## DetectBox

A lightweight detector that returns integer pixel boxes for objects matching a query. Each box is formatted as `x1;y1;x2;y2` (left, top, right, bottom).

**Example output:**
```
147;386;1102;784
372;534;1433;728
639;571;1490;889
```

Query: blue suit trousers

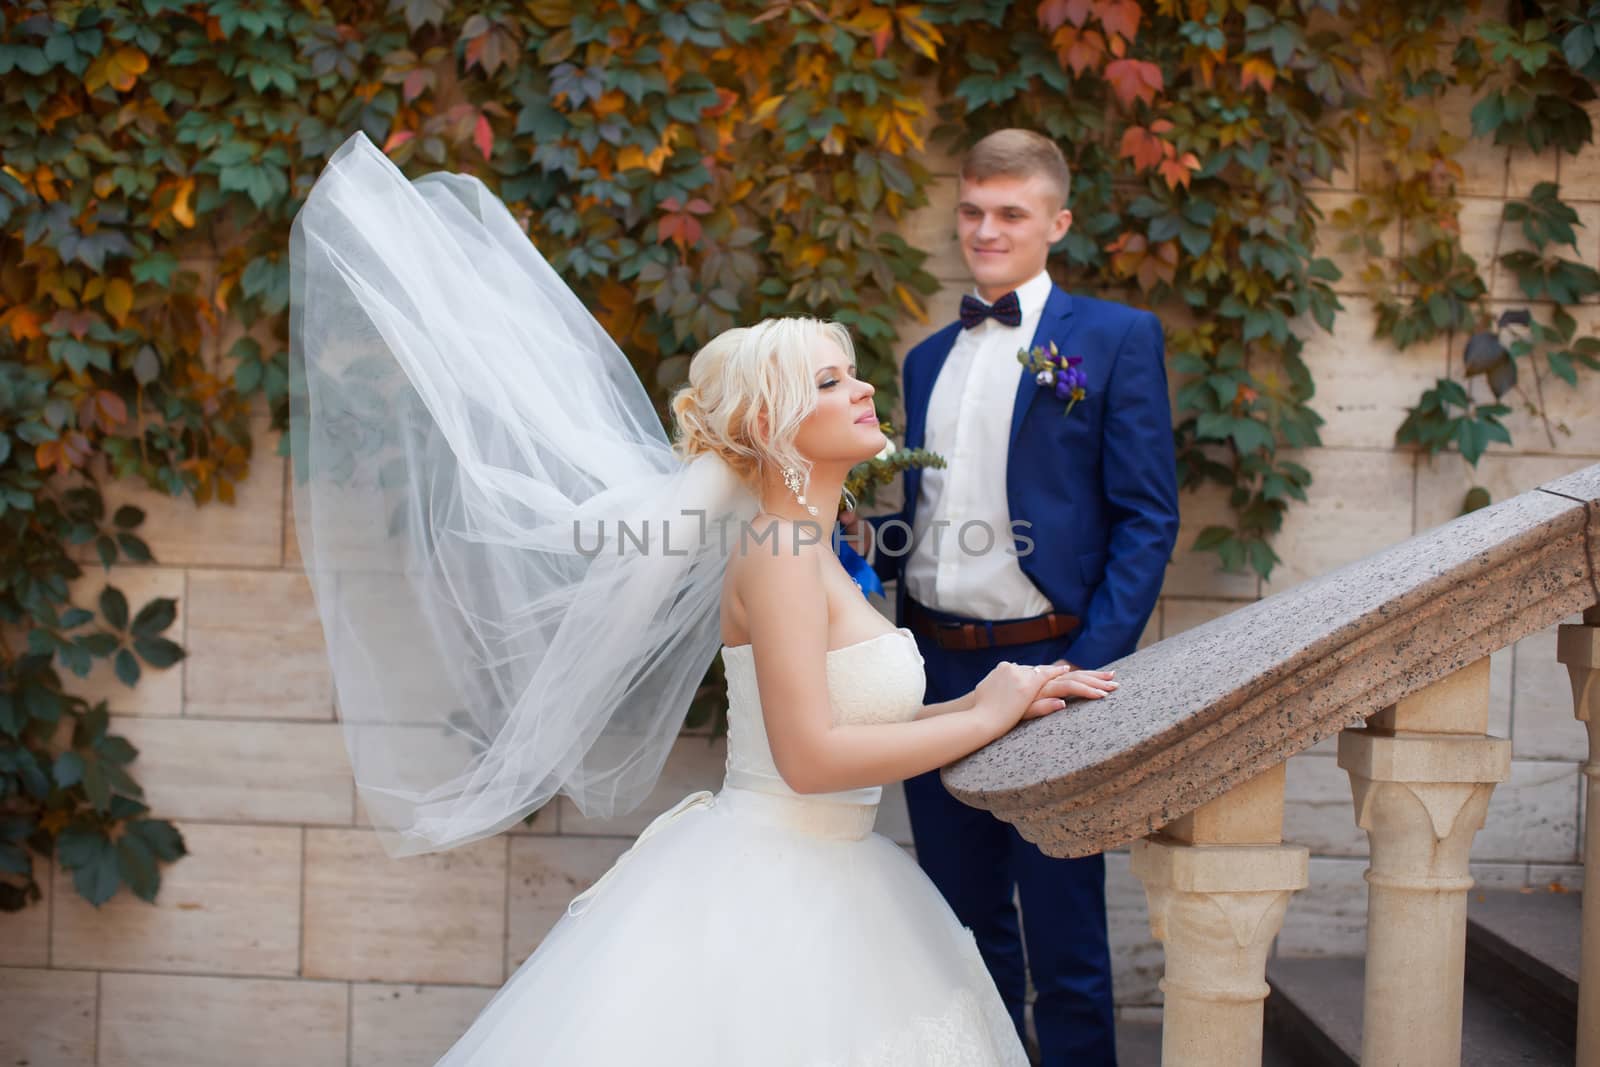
904;602;1118;1067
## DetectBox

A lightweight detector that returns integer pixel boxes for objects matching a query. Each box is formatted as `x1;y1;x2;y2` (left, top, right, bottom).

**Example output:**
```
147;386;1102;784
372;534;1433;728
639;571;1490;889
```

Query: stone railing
944;464;1600;1067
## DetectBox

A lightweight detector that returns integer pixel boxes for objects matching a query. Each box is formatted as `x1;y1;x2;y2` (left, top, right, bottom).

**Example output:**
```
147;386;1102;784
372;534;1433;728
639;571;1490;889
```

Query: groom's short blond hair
961;130;1072;209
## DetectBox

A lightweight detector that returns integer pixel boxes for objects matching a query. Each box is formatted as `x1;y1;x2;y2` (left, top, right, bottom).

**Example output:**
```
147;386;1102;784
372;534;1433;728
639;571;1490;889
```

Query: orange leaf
1240;57;1276;93
1157;151;1201;190
35;432;90;476
1104;58;1163;108
0;306;41;342
1053;26;1106;77
84;47;149;94
172;177;196;228
35;440;61;474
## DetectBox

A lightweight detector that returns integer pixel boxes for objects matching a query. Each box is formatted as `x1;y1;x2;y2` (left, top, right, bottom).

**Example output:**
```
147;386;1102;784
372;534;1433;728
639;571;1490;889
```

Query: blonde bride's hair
670;317;854;488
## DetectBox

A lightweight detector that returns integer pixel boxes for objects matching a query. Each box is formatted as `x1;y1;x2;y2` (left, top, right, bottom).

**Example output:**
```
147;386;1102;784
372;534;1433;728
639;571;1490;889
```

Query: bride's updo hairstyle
670;317;854;488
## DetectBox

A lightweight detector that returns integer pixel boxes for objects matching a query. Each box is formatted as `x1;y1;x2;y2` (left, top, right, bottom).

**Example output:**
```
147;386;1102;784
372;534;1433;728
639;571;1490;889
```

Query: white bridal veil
288;132;756;855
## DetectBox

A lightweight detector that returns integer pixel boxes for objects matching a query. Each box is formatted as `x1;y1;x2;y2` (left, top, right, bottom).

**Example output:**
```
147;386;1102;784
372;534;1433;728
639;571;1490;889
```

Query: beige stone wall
4;113;1600;1060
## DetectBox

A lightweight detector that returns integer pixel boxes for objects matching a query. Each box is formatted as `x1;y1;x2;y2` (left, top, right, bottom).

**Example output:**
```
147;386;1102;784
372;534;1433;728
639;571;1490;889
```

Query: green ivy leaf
113;649;141;687
130;597;177;637
100;586;129;630
133;636;184;669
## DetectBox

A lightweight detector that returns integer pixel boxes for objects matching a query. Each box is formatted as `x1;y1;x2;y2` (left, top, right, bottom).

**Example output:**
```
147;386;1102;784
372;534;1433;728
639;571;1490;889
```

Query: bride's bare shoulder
726;515;827;589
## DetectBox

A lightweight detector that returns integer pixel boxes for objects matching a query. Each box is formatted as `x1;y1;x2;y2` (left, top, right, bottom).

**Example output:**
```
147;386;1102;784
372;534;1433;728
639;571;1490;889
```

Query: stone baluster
1559;604;1600;1065
1131;763;1309;1067
1336;657;1511;1067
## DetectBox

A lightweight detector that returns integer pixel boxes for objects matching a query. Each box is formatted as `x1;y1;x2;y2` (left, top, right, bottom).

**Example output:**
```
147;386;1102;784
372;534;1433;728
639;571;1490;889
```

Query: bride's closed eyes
817;364;858;389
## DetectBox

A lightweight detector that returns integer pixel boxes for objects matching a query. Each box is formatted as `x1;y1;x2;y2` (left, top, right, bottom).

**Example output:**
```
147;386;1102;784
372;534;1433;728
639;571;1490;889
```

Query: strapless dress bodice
718;627;926;813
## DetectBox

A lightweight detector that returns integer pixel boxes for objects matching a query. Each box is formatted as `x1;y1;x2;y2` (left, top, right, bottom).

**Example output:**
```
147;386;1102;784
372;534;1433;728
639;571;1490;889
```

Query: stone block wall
4;113;1600;1060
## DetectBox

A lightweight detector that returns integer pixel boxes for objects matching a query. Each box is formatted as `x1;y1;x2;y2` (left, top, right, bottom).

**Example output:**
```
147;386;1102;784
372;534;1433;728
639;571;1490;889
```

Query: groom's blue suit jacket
872;285;1180;669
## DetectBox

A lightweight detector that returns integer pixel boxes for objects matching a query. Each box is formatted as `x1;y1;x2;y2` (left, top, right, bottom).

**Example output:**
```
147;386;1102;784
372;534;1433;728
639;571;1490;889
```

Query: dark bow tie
958;290;1022;330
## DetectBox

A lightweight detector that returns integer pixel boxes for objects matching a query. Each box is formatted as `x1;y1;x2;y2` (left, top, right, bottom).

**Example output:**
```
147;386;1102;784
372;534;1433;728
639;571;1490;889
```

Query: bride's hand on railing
973;662;1075;740
1025;665;1118;717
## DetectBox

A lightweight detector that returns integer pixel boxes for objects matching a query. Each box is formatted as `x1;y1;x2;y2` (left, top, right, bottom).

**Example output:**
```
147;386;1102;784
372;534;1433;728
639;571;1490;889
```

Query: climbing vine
2;0;1598;908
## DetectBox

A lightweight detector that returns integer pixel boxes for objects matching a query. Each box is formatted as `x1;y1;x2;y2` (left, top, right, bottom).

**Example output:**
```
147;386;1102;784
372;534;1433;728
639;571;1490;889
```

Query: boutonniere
1017;341;1087;417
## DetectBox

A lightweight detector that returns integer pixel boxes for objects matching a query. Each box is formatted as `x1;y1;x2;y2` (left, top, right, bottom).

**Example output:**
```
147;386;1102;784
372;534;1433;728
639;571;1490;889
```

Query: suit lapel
1007;285;1074;455
902;323;961;525
905;324;961;452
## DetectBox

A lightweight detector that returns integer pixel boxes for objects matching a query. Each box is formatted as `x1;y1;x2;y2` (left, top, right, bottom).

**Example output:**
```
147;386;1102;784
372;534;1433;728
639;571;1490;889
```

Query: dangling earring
841;486;858;514
782;466;820;517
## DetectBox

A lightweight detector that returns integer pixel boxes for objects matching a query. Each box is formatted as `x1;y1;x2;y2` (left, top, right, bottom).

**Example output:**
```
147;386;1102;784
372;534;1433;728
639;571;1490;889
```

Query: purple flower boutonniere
1017;341;1088;417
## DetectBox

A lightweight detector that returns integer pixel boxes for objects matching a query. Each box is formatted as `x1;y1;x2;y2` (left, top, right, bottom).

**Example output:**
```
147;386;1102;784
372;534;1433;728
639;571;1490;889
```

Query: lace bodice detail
719;628;926;801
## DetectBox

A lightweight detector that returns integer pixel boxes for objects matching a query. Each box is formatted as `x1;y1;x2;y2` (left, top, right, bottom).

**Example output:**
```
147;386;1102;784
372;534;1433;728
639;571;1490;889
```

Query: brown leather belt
904;597;1079;652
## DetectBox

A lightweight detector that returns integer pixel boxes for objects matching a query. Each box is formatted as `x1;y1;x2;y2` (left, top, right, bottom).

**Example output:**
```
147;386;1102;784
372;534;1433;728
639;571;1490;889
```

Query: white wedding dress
434;626;1028;1065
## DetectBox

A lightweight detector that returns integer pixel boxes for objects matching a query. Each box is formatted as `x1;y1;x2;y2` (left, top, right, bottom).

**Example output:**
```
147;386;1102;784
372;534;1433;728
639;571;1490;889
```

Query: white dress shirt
905;270;1054;620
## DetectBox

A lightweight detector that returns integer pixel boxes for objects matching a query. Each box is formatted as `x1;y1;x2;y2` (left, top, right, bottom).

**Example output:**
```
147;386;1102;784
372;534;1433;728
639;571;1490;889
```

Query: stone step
1264;955;1569;1066
1466;888;1580;1049
1114;1018;1300;1067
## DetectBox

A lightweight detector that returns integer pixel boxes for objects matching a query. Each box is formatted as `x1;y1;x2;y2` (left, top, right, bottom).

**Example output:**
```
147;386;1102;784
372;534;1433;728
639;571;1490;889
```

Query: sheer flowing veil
288;132;756;856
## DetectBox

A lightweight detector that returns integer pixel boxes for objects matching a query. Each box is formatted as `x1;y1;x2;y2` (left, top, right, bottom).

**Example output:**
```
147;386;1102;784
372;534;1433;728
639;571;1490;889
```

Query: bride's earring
841;486;858;514
782;466;820;517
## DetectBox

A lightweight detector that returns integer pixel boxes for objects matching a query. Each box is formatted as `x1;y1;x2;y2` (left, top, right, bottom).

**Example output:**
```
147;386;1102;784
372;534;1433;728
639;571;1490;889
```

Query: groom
844;129;1179;1065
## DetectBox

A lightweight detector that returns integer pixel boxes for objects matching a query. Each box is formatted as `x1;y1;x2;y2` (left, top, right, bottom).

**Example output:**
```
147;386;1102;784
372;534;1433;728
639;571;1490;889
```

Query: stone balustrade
945;465;1600;1066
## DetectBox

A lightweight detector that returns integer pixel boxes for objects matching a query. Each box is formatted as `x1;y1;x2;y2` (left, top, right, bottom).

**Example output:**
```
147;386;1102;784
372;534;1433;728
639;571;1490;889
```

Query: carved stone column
1131;764;1309;1067
1559;604;1600;1066
1337;657;1511;1067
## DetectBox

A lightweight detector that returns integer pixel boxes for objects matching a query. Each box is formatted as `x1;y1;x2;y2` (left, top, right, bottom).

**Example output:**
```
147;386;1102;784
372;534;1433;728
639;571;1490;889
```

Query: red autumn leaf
685;198;713;215
403;68;429;103
1037;0;1072;31
80;390;128;433
1144;239;1179;289
1053;25;1106;77
872;20;892;57
1117;126;1167;170
474;114;494;160
383;129;415;154
49;308;95;340
1104;58;1163;108
706;87;739;118
1094;0;1140;41
1063;0;1093;27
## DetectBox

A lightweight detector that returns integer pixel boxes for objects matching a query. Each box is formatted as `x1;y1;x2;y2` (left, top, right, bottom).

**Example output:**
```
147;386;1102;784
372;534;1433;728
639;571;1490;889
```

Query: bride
289;132;1117;1065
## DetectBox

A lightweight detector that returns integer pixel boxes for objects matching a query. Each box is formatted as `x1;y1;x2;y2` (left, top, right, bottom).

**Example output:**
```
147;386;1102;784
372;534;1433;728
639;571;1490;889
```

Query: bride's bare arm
913;693;975;720
738;534;1067;795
